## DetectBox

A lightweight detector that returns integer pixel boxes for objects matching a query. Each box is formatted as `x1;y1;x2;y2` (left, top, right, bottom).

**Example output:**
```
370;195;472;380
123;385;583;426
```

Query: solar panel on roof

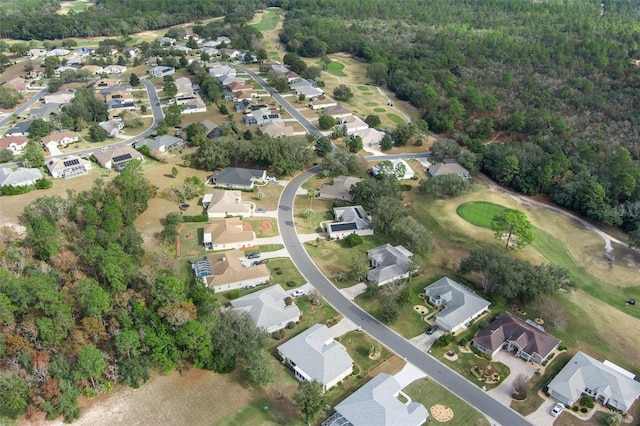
63;158;80;167
112;153;133;163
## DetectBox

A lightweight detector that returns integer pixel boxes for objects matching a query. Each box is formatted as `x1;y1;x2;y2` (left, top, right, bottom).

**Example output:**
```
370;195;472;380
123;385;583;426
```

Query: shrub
182;214;209;222
572;406;579;412
535;371;541;376
415;139;424;147
477;320;489;329
433;333;455;347
542;360;548;366
287;321;296;329
226;289;241;300
399;184;412;191
580;395;595;408
345;233;363;247
459;338;468;346
558;345;567;351
580;407;588;413
272;330;284;340
286;281;296;287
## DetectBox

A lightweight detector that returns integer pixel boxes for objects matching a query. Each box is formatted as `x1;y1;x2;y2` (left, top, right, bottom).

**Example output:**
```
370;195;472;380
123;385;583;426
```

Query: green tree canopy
491;208;534;250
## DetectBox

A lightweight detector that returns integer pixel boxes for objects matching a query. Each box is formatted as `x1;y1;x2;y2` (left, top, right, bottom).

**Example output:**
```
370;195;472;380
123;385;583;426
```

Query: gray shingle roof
210;167;266;187
136;135;183;151
0;167;42;186
331;374;429;426
230;284;301;332
548;351;640;412
278;324;353;389
367;244;413;284
424;277;490;331
428;162;470;178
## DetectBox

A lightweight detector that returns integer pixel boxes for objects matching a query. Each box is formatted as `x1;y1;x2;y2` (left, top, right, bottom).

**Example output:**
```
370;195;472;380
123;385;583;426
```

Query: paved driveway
409;328;444;352
329;317;359;338
526;397;558;426
488;351;537;406
339;283;367;301
394;362;427;388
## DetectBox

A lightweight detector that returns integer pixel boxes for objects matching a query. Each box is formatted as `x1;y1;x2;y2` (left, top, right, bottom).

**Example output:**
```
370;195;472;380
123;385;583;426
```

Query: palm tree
307;189;317;208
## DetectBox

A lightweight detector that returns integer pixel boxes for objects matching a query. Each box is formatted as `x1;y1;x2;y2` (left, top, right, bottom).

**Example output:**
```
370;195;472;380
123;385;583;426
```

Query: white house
0;167;43;187
322;374;429;426
277;324;353;392
340;115;369;134
192;249;271;293
103;65;127;74
148;66;175;78
326;205;373;240
230;284;301;332
204;190;254;218
0;136;29;155
548;351;640;413
367;244;414;286
424;277;490;332
41;131;79;149
92;146;143;170
202;218;256;251
46;156;92;179
319;176;362;202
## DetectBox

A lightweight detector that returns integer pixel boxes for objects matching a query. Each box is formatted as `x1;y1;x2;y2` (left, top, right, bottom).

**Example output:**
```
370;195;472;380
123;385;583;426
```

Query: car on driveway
291;289;306;298
550;403;564;417
256;207;266;213
426;325;438;335
247;253;260;259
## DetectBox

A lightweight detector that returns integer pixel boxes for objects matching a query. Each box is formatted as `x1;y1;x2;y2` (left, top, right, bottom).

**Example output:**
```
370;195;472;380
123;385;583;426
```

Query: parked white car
550;403;564;417
291;289;306;298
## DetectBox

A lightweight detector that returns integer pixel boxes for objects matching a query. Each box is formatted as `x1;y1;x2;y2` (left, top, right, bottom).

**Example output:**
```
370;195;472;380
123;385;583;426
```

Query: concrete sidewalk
394;362;428;388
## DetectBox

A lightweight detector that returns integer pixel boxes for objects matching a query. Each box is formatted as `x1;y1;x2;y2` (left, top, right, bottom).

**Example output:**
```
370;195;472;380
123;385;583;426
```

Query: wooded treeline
279;0;640;231
0;163;270;421
0;0;262;40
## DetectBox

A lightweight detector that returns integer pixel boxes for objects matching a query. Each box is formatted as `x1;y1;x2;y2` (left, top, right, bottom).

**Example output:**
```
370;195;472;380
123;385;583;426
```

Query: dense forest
0;163;271;422
0;0;263;40
279;0;640;231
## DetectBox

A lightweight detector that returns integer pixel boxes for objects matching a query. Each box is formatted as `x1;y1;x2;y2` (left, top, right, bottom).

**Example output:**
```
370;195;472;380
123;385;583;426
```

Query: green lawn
456;201;507;228
356;86;370;91
404;379;491;426
430;345;510;391
245;244;284;255
251;9;280;32
214;396;302;426
374;107;386;112
267;258;306;287
364;101;378;106
316;61;347;77
340;330;392;374
246;218;279;238
386;113;404;124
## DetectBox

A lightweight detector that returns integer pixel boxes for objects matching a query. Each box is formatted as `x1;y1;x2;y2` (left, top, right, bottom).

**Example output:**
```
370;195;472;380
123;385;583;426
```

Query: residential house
271;64;290;74
27;48;47;58
0;135;29;155
157;36;176;46
123;47;140;58
172;45;192;53
192;250;270;292
46;155;92;179
148;66;175;78
74;47;94;56
372;159;415;180
226;81;253;92
547;351;640;413
326;205;373;240
308;95;338;110
41;131;79;149
295;86;324;98
103;65;127;74
472;313;561;364
322;374;429;426
284;71;300;82
80;65;104;75
258;121;294;137
233;100;255;113
102;87;134;103
92;146;143;170
424;277;491;332
134;135;185;153
319;176;362;202
209;65;236;78
352;128;385;148
233;90;257;101
242;107;281;126
54;66;78;76
4;78;28;93
200;46;218;56
289;78;317;91
277;324;354;392
217;75;245;87
29;103;63;120
0;167;42;187
65;55;84;66
44;89;75;104
201;119;219;134
5;121;32;137
46;48;70;57
323;105;352;120
209;167;266;190
99;119;124;137
340;115;369;134
203;190;254;218
202;217;256;251
229;284;299;331
367;244;414;286
107;99;136;118
428;161;472;180
219;48;241;59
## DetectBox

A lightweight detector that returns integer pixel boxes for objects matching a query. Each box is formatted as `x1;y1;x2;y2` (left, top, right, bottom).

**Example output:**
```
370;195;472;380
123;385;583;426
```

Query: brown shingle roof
472;312;560;359
203;249;270;288
203;218;255;245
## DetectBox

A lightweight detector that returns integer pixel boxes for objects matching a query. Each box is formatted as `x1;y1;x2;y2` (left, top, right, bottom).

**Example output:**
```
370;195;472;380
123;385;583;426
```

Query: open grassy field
56;0;90;14
315;61;347;77
267;258;306;287
404;378;490;426
456;201;507;228
250;8;280;32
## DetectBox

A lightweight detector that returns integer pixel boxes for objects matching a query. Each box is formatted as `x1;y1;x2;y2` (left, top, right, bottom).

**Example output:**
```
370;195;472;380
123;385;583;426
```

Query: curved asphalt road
277;168;532;426
0;87;49;128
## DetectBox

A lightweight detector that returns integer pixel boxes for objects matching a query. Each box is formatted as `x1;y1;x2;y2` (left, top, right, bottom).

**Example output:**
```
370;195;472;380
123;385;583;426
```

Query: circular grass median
456;201;507;228
357;85;371;91
364;101;379;106
374;107;386;112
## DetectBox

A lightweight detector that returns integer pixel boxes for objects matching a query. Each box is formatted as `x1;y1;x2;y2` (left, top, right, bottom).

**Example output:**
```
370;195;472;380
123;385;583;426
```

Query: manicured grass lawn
340;330;392;374
511;351;572;416
267;258;306;287
245;244;284;255
178;223;207;260
246;218;279;238
430;345;510;391
456;201;507;228
386;113;404;123
374;107;386;112
404;379;491;426
293;195;334;234
357;85;371;91
215;397;301;426
364;101;378;106
251;9;279;32
316;61;347;77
